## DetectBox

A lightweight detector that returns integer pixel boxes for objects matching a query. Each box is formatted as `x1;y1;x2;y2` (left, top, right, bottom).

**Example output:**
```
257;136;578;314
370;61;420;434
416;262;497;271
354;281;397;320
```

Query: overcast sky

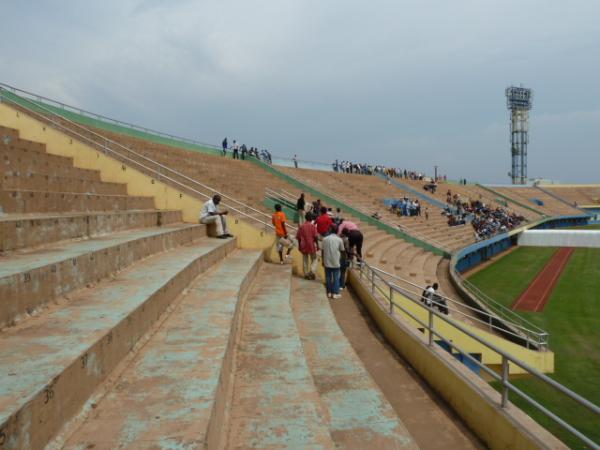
1;1;599;183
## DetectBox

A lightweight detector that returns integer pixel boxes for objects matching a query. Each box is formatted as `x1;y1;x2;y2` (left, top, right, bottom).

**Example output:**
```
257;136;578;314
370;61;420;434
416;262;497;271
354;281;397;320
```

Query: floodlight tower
505;86;533;185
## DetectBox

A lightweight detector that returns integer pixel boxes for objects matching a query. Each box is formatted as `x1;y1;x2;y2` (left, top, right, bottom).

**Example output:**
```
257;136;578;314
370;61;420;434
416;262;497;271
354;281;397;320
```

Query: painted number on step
44;386;54;404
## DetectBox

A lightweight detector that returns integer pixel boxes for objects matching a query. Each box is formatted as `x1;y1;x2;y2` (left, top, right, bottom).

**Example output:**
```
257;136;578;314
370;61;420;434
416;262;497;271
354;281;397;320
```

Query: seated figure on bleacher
200;195;234;239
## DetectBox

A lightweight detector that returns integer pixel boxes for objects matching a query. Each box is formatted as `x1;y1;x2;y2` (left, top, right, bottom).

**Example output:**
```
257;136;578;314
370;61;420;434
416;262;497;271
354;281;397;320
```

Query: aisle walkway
328;286;486;450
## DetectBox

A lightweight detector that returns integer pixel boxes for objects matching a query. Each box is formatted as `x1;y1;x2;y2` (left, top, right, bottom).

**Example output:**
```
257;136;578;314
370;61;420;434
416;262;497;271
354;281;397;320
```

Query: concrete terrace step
2;171;128;195
0;189;155;213
226;264;335;449
0;210;182;252
0;223;206;329
1;147;102;181
60;249;263;449
291;277;418;449
0;236;236;450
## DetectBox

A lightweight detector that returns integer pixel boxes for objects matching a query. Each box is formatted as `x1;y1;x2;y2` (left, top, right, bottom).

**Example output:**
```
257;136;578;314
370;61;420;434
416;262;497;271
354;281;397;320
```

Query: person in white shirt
200;195;233;239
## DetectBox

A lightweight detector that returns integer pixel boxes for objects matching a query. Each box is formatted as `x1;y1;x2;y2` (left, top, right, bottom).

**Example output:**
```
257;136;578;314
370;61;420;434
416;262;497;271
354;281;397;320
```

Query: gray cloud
1;0;599;183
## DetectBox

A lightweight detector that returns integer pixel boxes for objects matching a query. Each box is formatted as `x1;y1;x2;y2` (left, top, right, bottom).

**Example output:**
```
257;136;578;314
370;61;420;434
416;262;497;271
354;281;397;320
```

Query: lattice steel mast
505;86;533;185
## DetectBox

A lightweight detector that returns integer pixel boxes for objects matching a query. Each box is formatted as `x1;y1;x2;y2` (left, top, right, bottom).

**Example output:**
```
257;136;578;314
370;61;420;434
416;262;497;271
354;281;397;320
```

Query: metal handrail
0;88;300;233
368;266;548;348
356;261;599;449
3;88;276;222
0;91;279;232
0;82;222;151
282;170;451;251
454;270;546;337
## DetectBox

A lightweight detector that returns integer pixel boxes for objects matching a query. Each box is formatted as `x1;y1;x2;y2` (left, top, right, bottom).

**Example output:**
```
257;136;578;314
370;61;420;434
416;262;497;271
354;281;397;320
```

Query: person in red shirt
296;212;319;279
272;204;294;264
315;206;333;238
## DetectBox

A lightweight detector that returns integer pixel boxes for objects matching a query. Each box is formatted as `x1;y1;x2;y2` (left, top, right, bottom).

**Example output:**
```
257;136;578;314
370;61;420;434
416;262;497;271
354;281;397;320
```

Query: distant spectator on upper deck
221;138;228;156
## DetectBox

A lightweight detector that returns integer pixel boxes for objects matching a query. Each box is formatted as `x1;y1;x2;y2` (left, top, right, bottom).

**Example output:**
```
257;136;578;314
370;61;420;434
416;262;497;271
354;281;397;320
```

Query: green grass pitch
468;246;600;449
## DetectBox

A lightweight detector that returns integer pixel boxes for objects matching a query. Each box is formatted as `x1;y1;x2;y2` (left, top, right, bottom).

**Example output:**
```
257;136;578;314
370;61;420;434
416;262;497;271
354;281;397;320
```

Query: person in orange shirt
272;204;295;264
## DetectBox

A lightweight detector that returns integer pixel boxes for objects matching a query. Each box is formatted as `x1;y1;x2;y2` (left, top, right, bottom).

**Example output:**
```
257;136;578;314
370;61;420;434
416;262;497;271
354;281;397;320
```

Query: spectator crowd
443;189;525;240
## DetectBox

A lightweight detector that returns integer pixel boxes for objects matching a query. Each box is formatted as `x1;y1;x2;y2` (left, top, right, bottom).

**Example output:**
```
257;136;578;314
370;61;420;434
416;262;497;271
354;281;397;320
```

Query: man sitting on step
200;195;234;239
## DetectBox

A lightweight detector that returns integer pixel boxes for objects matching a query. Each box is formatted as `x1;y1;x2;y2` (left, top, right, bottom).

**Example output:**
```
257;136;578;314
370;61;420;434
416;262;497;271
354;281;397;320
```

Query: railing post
428;308;434;347
371;269;375;294
389;286;393;314
501;356;509;407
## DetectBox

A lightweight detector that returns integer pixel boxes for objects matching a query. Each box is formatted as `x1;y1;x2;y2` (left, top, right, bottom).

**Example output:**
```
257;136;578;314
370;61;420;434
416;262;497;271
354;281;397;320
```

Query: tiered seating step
227;264;336;448
61;250;263;449
291;277;418;449
0;236;236;450
0;189;155;213
0;223;207;328
0;210;182;252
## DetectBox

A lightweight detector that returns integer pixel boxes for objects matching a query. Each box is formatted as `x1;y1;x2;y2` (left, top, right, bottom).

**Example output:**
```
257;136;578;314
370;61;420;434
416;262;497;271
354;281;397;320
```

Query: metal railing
0;88;288;233
356;261;600;449
0;82;223;152
454;271;549;347
275;172;451;252
368;265;548;349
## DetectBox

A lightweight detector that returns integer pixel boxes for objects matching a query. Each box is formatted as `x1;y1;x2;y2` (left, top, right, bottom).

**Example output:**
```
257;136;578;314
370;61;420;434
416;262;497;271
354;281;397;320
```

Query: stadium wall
518;229;600;248
349;270;566;450
454;214;590;274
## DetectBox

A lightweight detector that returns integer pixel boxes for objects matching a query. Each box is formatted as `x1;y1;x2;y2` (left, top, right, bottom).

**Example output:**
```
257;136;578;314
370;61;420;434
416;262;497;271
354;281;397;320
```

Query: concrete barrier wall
518;229;600;248
349;270;567;450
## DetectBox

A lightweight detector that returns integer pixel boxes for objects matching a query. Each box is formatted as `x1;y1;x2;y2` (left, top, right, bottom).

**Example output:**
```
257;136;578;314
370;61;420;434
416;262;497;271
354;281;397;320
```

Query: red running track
512;247;575;313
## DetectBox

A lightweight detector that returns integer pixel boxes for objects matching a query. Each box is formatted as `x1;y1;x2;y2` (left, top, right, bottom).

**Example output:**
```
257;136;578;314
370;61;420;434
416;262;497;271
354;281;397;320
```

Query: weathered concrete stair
0;210;182;252
291;277;419;449
60;249;263;449
226;264;336;448
0;236;236;450
0;223;208;329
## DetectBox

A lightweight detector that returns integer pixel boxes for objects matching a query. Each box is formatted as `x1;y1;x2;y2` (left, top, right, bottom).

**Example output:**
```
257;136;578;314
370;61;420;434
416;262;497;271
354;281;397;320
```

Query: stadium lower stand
1;88;592;449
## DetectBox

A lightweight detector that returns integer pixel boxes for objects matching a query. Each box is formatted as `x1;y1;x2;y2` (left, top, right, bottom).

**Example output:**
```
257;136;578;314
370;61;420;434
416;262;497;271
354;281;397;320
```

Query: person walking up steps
272;204;294;264
200;195;233;239
296;212;319;280
322;225;345;299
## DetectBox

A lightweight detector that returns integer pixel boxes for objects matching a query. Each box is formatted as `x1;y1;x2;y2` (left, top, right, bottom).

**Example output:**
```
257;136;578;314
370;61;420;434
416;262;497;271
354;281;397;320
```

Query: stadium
0;81;598;450
1;3;600;449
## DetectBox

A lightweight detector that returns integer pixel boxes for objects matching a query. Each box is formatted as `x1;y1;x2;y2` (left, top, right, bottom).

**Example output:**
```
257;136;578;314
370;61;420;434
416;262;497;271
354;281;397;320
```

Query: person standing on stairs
272;204;295;264
296;193;306;225
315;206;333;240
296;212;319;280
322;225;345;299
200;195;234;239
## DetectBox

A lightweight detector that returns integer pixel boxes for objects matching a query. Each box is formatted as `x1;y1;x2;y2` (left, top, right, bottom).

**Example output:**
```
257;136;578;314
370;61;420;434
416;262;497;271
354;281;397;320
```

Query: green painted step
0;236;235;450
62;250;263;449
291;277;418;449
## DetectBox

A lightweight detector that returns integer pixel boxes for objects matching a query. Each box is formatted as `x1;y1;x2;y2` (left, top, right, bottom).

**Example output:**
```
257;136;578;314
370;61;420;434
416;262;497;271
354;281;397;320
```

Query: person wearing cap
200;195;233;239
